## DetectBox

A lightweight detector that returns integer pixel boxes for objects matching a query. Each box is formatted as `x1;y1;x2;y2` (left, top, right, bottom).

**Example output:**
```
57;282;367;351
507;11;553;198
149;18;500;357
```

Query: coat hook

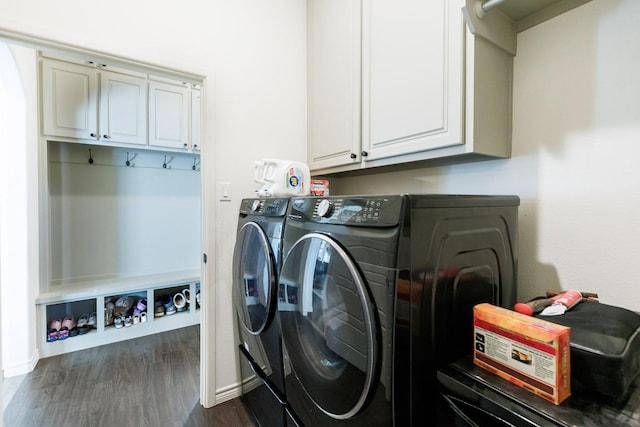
163;155;167;169
126;152;131;167
88;149;94;165
192;157;197;171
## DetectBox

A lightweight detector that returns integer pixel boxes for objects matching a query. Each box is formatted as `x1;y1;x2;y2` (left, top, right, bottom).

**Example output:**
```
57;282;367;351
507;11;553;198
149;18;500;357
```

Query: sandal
47;319;62;342
140;312;148;323
182;288;191;304
88;312;97;329
77;314;90;335
62;315;78;337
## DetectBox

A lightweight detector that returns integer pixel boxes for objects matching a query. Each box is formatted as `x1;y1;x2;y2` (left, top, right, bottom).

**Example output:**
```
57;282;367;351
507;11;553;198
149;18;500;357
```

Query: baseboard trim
2;348;39;378
215;381;243;404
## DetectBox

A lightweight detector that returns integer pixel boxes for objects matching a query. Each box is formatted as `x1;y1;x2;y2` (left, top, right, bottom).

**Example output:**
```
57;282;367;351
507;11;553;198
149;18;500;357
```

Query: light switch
218;182;232;201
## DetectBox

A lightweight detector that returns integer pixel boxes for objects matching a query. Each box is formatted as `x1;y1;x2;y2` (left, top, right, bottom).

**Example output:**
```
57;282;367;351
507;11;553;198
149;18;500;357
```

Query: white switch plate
218;182;232;201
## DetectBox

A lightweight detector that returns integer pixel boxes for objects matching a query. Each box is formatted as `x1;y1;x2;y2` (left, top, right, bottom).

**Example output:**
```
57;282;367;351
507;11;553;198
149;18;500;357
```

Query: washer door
278;233;378;420
233;221;277;335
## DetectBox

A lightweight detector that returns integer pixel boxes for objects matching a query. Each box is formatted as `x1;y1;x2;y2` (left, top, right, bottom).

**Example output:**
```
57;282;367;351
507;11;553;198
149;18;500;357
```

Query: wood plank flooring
3;325;257;427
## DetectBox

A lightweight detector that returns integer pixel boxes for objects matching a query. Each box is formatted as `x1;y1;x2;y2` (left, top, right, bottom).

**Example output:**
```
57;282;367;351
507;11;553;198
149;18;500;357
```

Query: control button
317;199;334;218
250;200;261;212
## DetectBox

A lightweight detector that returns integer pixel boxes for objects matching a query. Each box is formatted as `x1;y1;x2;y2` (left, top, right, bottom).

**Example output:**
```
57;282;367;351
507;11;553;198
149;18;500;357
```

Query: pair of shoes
47;319;62;342
159;294;176;316
154;304;165;318
140;312;148;323
124;316;133;327
114;297;133;316
77;314;89;334
114;315;124;329
133;298;148;316
174;292;187;312
62;315;78;338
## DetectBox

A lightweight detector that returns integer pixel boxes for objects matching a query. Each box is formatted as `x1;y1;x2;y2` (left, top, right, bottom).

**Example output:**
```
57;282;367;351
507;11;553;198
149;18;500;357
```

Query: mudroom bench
36;270;200;357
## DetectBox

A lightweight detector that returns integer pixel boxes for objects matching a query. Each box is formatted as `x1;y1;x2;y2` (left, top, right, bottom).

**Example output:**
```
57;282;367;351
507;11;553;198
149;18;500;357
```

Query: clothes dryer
233;197;290;426
277;194;519;426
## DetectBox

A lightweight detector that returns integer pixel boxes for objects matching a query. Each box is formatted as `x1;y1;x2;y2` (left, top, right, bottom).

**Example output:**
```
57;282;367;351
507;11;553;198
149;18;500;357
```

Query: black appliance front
233;198;289;427
278;194;519;426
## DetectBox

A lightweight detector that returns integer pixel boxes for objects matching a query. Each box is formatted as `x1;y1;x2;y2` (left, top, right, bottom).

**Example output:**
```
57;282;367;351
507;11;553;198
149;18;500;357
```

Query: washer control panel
239;198;288;217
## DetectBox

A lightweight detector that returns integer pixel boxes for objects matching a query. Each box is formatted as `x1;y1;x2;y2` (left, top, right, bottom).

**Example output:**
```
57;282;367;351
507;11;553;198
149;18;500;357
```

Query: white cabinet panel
149;81;190;150
99;71;147;145
362;0;464;161
42;61;98;140
307;0;361;170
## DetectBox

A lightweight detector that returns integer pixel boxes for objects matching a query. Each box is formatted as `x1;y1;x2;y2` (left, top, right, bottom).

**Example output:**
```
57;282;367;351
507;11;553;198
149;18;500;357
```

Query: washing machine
276;194;519;426
233;197;292;427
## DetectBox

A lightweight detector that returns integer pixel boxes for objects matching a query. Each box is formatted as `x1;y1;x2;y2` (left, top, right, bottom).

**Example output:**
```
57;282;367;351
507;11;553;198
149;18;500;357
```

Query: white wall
0;44;39;378
333;0;640;312
0;0;307;404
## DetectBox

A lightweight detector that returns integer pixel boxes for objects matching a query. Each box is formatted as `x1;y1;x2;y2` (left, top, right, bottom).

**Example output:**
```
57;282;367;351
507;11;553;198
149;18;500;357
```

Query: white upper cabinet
308;0;514;175
361;0;464;162
42;60;98;140
148;81;190;150
99;70;147;145
307;0;361;170
41;56;202;153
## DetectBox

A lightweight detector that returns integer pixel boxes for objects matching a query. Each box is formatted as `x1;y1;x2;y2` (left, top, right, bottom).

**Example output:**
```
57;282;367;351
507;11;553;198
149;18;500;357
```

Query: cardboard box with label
473;303;571;405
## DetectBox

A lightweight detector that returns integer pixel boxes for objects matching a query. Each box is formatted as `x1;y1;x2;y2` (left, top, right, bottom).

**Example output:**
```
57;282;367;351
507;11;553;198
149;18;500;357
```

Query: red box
473;303;571;405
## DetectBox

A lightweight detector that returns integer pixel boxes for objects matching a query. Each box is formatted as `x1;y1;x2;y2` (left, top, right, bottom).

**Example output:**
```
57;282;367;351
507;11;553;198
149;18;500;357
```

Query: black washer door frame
233;221;278;336
279;232;379;420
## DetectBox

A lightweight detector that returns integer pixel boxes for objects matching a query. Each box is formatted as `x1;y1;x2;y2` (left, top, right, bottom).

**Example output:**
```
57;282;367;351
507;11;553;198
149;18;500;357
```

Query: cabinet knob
103;134;110;139
193;144;198;148
361;151;369;157
350;153;357;159
183;143;188;148
90;133;96;138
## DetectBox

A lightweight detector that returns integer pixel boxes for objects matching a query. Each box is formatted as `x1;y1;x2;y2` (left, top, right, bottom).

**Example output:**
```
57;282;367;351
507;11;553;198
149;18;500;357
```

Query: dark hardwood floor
3;325;257;427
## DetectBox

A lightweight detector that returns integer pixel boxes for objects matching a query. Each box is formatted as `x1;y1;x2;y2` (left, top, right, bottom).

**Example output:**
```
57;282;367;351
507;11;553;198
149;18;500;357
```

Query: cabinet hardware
125;152;131;167
350;153;357;159
163;155;168;169
361;151;369;157
88;149;94;164
103;134;110;139
90;133;96;138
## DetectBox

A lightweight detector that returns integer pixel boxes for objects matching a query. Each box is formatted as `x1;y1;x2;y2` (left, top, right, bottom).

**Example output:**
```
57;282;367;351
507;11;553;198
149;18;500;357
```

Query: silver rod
482;0;506;12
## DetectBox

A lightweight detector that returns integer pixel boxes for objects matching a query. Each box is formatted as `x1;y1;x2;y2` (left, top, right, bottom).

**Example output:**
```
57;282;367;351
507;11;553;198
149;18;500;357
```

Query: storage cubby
45;298;97;341
37;275;200;357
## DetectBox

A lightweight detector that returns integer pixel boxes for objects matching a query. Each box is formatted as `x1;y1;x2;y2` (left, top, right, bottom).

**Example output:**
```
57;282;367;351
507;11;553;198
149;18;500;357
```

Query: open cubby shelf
37;271;200;358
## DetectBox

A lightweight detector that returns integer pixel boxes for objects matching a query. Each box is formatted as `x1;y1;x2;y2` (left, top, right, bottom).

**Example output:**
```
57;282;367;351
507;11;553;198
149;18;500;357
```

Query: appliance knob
250;200;261;212
317;199;334;218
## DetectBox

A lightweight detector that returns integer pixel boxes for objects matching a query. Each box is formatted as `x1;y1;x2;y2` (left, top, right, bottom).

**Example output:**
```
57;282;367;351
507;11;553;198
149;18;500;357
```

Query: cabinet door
42;60;98;140
361;0;464;161
99;71;147;145
307;0;361;171
148;81;190;149
190;86;201;152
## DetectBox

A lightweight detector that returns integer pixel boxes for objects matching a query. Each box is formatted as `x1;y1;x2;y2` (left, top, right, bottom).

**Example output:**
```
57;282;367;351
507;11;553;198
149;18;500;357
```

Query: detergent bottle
254;159;310;197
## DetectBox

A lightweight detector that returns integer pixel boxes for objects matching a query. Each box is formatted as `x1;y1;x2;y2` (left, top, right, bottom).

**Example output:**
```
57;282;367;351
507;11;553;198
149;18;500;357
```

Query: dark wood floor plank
3;325;257;427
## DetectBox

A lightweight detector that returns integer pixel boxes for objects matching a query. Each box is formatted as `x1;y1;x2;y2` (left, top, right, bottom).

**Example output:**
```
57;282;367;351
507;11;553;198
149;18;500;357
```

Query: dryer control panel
289;195;404;226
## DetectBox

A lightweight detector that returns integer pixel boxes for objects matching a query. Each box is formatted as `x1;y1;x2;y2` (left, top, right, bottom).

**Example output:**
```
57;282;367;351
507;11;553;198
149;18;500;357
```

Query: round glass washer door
278;233;378;420
233;221;277;335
